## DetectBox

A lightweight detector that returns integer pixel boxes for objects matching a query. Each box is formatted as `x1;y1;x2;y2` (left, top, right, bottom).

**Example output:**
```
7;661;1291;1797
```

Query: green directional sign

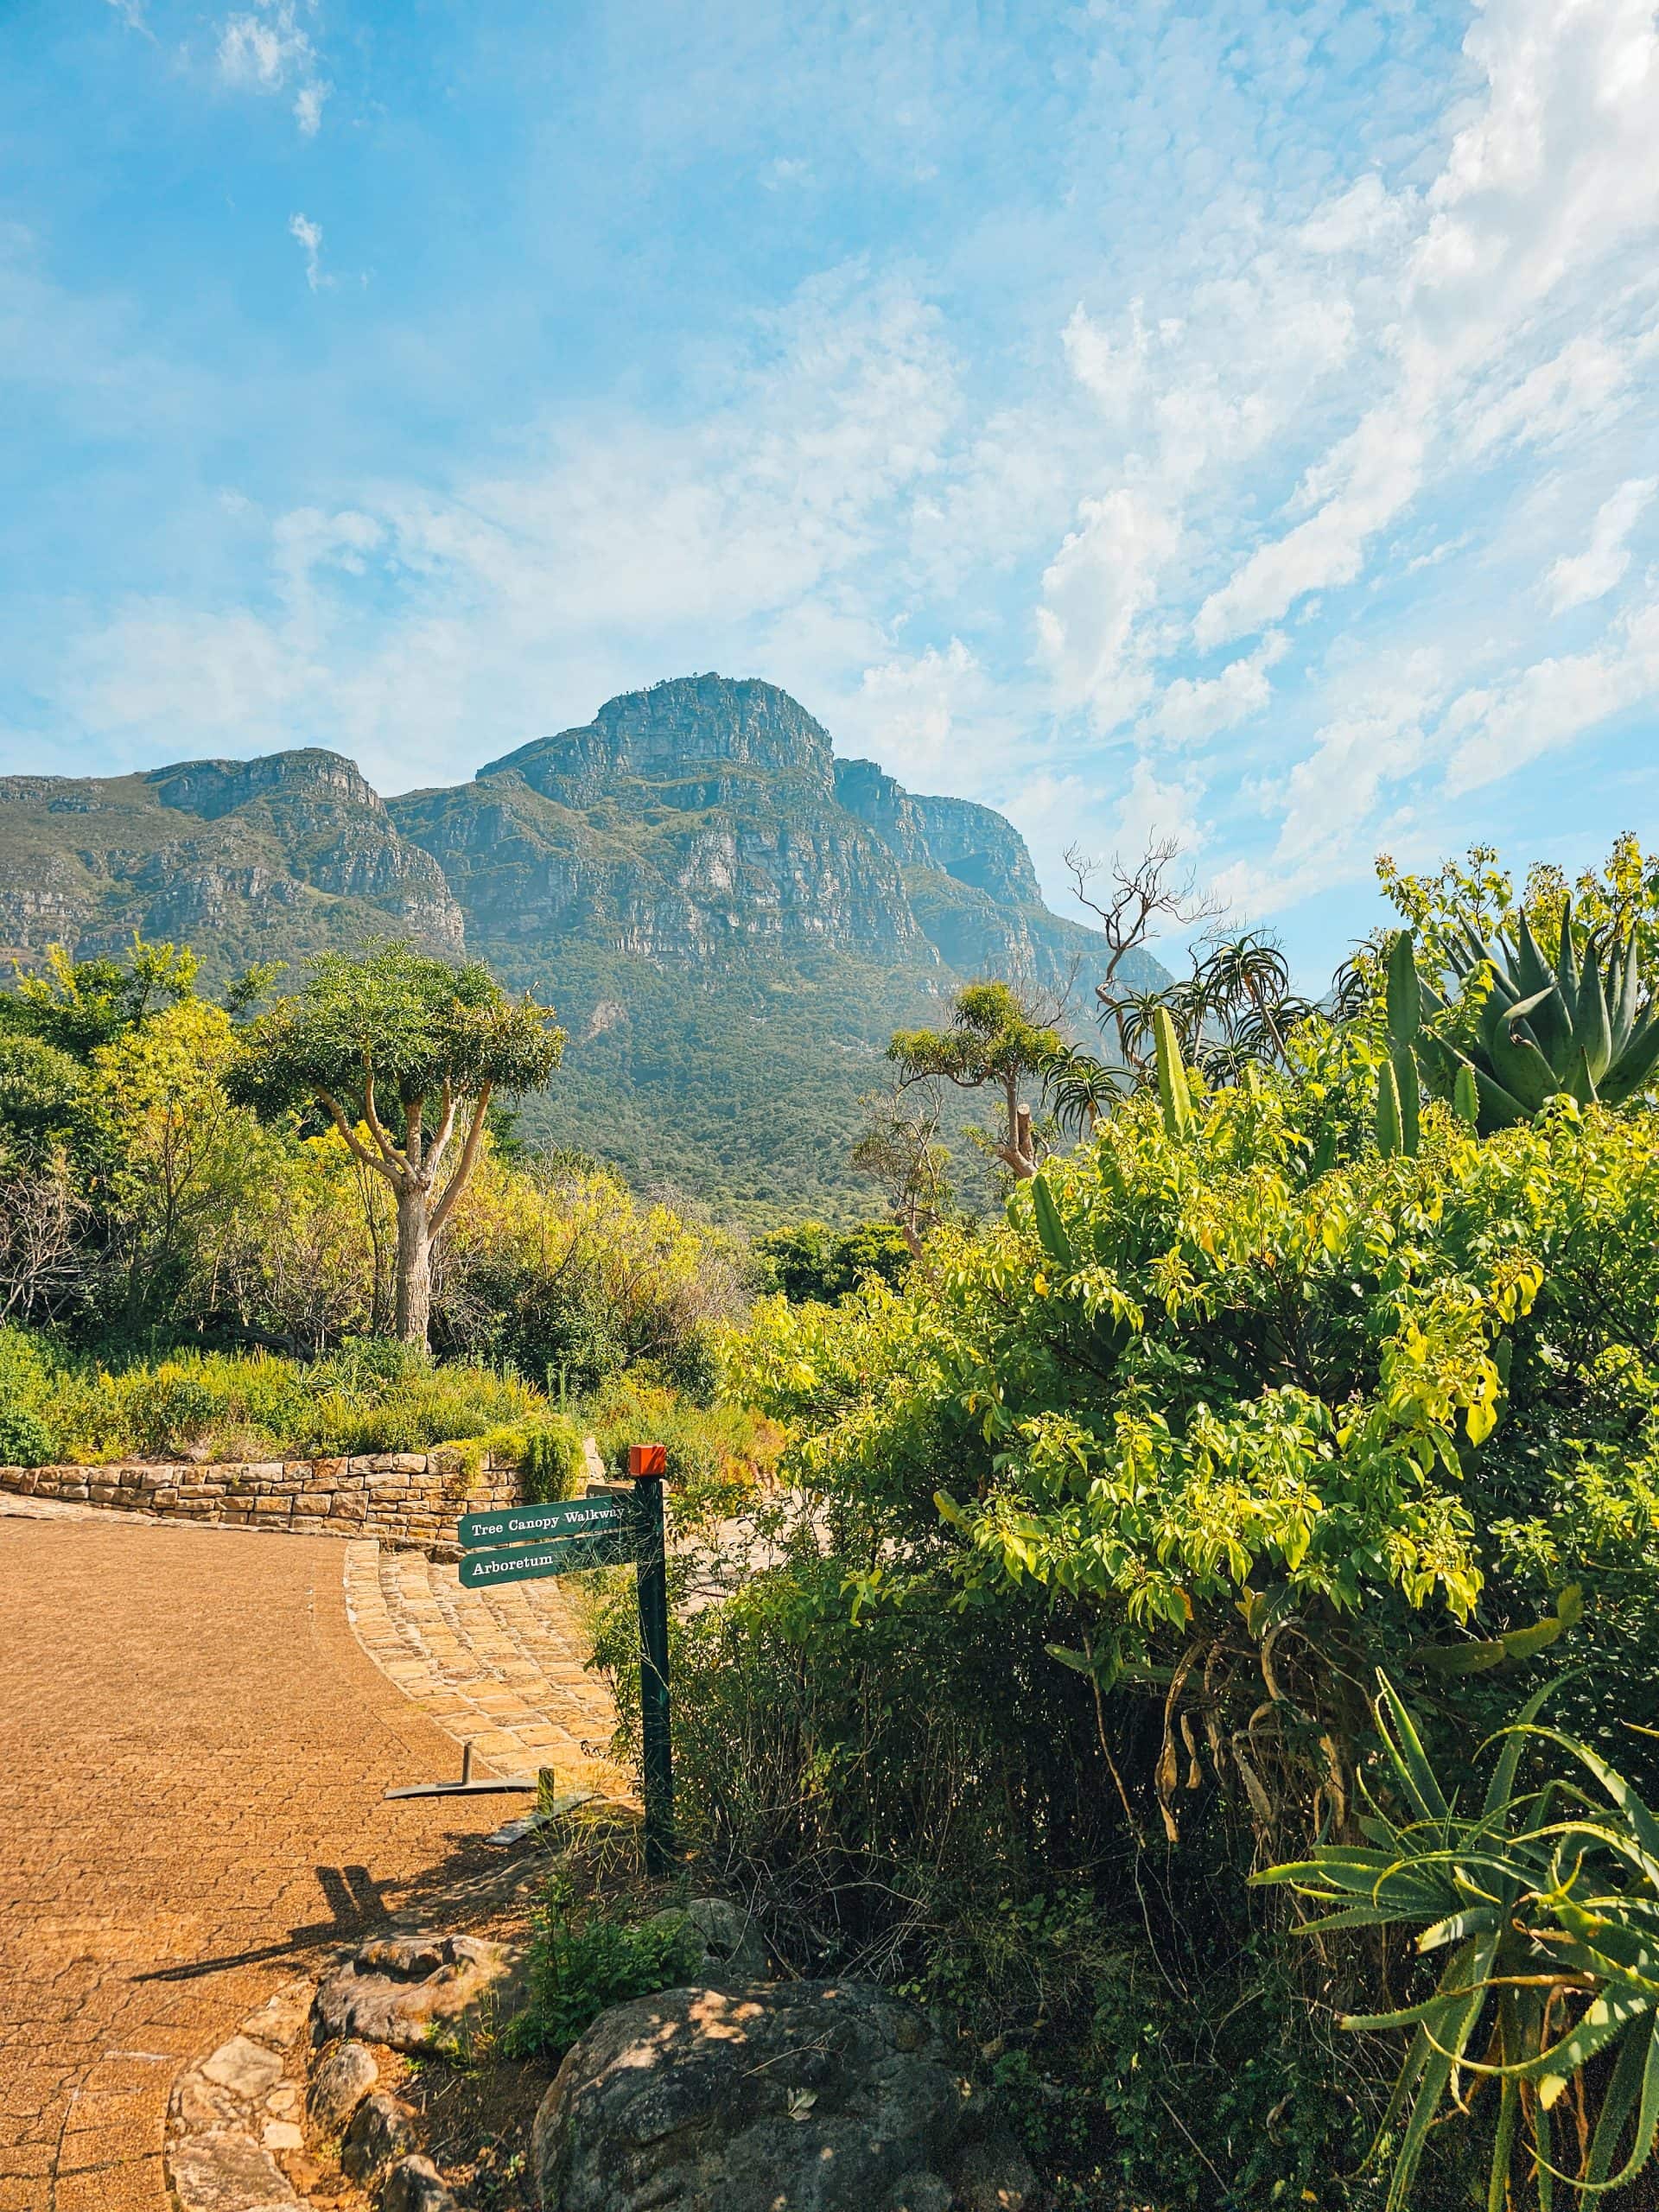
458;1495;631;1550
458;1525;634;1587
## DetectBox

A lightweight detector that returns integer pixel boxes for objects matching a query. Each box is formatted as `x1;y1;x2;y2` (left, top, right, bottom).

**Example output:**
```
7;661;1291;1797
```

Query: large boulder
531;1979;1002;2212
312;1932;512;2054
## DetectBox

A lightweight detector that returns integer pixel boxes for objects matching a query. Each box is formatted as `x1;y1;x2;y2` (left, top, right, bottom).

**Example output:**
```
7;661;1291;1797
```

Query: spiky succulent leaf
1453;1061;1481;1125
1386;930;1421;1046
1030;1173;1074;1272
1376;1057;1402;1157
1392;1040;1421;1154
1153;1006;1192;1140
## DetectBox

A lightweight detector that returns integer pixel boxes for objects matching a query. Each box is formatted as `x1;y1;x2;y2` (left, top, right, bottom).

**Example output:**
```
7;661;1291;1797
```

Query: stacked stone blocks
0;1452;518;1554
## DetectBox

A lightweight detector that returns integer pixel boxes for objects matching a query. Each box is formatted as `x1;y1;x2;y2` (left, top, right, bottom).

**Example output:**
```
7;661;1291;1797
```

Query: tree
0;938;201;1058
886;981;1064;1182
852;1084;957;1255
1065;836;1224;1076
231;943;564;1348
92;996;257;1328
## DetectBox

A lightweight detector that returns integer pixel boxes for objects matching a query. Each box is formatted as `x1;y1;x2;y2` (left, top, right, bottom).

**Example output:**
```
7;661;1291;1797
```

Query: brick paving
0;1503;613;2212
345;1541;623;1796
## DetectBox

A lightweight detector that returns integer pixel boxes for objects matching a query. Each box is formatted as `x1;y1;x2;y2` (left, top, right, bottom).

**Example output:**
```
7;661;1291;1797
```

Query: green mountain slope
0;675;1165;1220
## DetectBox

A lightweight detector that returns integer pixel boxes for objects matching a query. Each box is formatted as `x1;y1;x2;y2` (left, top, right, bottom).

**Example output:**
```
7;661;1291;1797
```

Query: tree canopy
231;942;565;1344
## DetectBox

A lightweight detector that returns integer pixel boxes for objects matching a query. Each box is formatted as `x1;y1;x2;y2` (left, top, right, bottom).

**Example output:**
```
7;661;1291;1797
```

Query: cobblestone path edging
343;1540;623;1796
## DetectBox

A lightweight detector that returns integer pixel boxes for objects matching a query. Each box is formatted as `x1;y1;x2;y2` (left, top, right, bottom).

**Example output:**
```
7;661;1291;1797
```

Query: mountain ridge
0;676;1162;1218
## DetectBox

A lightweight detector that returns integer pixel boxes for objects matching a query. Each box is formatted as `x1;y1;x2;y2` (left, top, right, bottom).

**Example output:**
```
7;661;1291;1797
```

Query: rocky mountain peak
146;747;386;822
477;674;836;805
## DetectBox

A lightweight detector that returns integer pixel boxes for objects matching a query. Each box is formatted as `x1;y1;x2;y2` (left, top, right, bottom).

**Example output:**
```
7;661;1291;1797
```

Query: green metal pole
631;1448;674;1876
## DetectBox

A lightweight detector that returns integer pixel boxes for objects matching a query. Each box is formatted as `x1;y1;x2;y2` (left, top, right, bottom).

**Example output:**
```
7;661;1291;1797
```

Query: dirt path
0;1507;605;2212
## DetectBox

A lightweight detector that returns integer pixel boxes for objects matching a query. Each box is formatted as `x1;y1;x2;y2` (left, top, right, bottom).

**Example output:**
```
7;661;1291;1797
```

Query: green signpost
454;1446;676;1873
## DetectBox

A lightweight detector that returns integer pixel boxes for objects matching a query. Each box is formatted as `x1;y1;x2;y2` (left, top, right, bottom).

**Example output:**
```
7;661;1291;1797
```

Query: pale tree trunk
393;1185;433;1348
996;1076;1036;1179
319;1077;493;1355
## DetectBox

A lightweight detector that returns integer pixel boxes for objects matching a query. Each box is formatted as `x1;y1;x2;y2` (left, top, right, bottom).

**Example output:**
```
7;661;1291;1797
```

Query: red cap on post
628;1443;667;1478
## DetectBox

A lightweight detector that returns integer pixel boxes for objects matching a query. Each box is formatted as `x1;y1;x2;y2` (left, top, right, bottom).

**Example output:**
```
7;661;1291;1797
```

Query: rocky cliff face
390;676;1093;982
0;677;1163;1217
0;751;462;969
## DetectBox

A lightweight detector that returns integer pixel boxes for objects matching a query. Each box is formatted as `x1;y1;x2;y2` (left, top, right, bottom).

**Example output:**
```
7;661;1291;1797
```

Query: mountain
0;675;1165;1221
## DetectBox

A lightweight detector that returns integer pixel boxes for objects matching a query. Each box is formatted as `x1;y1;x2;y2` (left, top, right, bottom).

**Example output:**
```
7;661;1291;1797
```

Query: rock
341;2090;421;2183
313;1931;512;2053
199;2035;285;2101
532;1979;973;2212
263;2120;305;2152
379;2152;459;2211
243;1980;315;2050
172;2073;247;2130
306;2039;380;2138
645;1897;767;1980
945;2134;1041;2211
169;2123;298;2210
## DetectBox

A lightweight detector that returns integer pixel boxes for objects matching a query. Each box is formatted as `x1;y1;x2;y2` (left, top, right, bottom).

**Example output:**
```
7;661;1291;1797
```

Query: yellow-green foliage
0;1328;545;1465
730;1077;1659;1719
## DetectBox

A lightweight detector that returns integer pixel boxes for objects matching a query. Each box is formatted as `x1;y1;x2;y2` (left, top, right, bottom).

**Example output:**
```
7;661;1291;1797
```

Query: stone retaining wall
0;1451;518;1554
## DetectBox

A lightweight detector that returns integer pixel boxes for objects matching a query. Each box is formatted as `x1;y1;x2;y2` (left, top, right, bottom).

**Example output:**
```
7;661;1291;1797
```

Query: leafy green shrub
750;1219;912;1304
585;1373;782;1503
123;1367;221;1457
435;1159;743;1397
0;1326;547;1463
502;1876;702;2060
0;1400;54;1466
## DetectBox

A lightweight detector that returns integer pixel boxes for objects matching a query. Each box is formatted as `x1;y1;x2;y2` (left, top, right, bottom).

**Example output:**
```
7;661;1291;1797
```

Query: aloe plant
1385;907;1659;1133
1260;1674;1659;2210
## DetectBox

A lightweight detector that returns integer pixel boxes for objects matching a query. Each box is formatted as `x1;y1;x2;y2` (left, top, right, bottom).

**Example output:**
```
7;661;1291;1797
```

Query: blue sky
3;0;1657;980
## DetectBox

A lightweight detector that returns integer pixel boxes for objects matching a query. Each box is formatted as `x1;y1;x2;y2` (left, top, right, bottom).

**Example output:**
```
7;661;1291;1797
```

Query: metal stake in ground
630;1442;675;1875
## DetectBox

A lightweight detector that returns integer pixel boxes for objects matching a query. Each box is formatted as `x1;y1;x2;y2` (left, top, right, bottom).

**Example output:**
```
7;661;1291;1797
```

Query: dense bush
0;1324;550;1464
642;1047;1659;2203
434;1156;742;1395
749;1218;912;1303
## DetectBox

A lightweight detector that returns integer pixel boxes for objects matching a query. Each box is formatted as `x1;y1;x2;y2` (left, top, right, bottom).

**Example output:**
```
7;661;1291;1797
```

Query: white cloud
104;0;151;33
848;639;1005;790
288;212;326;292
1036;490;1179;728
1186;0;1659;647
54;270;963;792
1542;477;1656;613
1444;594;1659;792
217;2;330;137
1143;632;1287;748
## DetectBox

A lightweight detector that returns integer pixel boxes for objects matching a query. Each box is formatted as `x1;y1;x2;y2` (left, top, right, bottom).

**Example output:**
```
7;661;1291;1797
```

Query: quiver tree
231;944;564;1348
887;981;1063;1180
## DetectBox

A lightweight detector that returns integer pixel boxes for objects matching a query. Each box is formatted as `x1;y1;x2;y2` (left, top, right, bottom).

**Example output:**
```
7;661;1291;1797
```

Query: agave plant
1259;1675;1659;2211
1386;903;1659;1135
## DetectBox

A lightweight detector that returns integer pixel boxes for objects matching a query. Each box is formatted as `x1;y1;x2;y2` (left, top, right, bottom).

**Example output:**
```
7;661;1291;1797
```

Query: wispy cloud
216;1;329;137
1543;479;1657;613
10;0;1659;974
288;211;326;291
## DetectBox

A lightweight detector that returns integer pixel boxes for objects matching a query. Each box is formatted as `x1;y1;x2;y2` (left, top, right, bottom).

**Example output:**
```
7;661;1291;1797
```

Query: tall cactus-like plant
1152;1004;1193;1140
1387;906;1659;1133
1380;931;1422;1155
